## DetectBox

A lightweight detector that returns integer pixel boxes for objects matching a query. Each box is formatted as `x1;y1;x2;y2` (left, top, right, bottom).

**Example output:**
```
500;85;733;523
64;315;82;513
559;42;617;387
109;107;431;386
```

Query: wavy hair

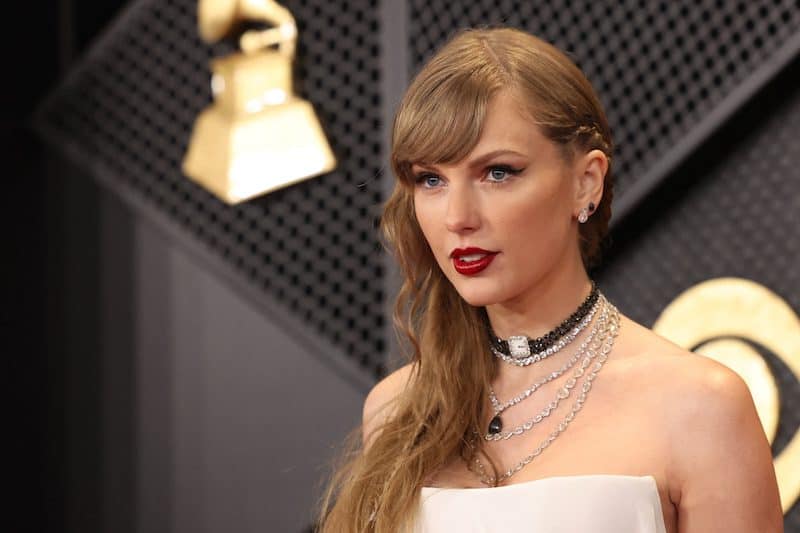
316;26;614;532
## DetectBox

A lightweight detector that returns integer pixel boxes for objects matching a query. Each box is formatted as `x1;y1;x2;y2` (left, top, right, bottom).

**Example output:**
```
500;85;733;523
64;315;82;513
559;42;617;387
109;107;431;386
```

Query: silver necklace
484;298;611;441
486;298;609;438
489;298;610;413
491;295;601;367
469;303;620;487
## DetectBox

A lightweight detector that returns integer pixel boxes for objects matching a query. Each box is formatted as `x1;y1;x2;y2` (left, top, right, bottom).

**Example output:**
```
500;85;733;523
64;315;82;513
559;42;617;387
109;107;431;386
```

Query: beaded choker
487;282;599;360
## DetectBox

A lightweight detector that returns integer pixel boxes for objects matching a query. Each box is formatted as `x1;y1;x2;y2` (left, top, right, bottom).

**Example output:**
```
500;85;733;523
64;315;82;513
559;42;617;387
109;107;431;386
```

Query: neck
484;258;594;389
485;264;592;340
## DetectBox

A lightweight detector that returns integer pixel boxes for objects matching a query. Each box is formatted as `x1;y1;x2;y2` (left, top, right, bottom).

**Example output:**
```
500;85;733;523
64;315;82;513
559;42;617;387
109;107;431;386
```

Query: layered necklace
487;282;599;367
466;286;621;487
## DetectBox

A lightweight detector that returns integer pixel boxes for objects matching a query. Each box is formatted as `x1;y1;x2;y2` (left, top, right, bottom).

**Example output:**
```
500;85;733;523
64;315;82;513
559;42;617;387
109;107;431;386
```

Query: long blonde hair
316;27;614;532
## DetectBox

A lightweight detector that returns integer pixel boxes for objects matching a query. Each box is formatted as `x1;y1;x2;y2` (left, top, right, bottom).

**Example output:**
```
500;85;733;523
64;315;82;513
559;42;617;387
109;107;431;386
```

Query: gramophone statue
183;0;337;203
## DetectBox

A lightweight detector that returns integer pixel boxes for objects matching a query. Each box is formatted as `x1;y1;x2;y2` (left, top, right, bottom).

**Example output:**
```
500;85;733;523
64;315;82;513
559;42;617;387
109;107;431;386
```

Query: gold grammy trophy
183;0;336;203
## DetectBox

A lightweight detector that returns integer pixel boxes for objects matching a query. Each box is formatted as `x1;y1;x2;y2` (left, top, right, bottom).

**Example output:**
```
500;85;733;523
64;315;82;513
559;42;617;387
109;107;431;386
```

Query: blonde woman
318;27;782;533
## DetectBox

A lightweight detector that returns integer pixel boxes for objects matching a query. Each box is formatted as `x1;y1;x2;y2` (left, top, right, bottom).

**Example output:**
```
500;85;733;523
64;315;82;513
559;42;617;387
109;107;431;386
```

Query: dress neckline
420;473;657;493
419;474;669;533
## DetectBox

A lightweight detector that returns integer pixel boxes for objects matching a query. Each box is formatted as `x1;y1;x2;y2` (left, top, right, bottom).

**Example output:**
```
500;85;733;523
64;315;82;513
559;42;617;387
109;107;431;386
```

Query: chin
450;280;507;308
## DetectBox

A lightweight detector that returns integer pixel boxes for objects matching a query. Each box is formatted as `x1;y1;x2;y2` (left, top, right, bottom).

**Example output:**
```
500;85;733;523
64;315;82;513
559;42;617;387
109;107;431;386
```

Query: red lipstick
450;247;498;276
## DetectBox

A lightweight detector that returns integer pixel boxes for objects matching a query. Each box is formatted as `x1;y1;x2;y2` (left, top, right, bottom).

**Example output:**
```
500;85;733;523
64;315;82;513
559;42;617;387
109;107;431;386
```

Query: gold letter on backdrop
183;0;337;203
653;277;800;513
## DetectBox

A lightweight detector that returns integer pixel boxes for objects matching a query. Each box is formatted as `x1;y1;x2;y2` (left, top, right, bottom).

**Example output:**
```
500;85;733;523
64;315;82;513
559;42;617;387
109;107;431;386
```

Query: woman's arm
670;357;783;532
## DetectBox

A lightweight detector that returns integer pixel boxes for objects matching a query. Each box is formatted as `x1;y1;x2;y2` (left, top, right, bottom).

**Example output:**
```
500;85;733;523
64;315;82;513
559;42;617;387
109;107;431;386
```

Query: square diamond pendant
507;336;531;358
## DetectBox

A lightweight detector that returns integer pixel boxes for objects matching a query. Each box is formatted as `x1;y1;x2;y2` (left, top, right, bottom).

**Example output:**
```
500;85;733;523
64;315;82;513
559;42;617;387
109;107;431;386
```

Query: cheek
413;201;442;253
497;193;571;251
413;199;428;235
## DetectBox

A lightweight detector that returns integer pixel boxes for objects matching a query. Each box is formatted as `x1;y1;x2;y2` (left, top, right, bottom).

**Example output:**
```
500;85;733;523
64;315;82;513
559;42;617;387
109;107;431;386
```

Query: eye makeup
411;162;525;188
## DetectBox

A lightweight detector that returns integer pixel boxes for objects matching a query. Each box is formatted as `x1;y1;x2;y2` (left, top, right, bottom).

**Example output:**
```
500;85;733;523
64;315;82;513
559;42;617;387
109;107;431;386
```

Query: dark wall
5;2;132;532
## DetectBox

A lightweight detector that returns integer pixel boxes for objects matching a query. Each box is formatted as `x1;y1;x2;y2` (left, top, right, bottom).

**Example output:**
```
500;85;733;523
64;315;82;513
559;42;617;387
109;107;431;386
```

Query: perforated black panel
36;0;386;376
408;0;800;198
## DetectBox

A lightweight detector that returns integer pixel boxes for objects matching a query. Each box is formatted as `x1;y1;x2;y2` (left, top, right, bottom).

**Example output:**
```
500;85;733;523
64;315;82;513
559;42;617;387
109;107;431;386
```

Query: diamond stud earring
578;202;596;224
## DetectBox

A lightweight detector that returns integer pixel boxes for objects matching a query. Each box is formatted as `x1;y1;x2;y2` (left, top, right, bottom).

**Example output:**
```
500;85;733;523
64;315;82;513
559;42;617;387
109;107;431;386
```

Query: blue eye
489;168;509;181
486;165;522;183
415;173;442;188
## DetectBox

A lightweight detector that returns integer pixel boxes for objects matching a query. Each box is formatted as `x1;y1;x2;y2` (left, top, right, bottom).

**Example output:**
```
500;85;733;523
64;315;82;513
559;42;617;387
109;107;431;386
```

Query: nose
444;182;481;233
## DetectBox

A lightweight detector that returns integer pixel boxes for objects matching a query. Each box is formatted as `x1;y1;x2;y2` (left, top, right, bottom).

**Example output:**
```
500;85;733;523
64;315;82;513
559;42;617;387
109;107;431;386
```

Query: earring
578;202;595;224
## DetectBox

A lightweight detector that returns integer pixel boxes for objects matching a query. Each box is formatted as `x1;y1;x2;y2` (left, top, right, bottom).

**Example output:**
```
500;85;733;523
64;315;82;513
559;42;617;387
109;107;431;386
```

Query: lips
450;247;499;276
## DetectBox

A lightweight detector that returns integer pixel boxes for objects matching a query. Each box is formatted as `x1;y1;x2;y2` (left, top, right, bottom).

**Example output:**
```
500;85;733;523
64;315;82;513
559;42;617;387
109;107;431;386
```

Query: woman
317;27;782;532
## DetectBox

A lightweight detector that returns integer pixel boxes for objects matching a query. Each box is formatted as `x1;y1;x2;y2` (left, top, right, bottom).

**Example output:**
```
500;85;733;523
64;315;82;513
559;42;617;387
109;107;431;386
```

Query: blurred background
6;0;800;531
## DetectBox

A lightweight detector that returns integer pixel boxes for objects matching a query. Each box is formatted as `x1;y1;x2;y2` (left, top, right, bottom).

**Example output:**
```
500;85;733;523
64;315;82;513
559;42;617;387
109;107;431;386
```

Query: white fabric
416;474;668;533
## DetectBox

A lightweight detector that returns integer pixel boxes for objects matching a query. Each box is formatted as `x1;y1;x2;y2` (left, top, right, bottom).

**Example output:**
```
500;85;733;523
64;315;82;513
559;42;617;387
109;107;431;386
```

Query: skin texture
364;91;784;532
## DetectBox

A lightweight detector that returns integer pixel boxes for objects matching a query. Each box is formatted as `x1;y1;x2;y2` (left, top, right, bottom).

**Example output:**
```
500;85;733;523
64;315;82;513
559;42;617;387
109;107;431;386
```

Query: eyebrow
411;149;528;172
466;149;527;168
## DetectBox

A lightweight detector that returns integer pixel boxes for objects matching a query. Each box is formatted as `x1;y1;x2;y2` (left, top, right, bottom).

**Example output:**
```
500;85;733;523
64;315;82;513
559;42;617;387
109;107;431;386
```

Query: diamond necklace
468;303;620;487
486;297;610;438
485;297;610;441
488;282;598;356
489;298;609;413
491;294;602;367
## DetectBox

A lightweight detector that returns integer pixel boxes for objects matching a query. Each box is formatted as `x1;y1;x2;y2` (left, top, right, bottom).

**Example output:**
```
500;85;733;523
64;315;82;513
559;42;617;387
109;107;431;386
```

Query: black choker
487;283;599;358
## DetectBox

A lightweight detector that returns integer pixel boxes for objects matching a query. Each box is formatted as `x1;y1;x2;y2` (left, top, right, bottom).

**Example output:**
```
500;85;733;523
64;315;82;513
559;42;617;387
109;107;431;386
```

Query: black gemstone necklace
485;285;602;436
485;298;606;437
488;415;503;435
487;282;599;360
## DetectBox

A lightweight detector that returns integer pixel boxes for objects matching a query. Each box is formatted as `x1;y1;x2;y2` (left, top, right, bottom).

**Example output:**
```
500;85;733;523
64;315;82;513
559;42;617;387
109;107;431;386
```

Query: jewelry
491;294;601;367
488;283;598;358
485;297;611;441
486;298;609;438
469;303;620;487
577;202;595;224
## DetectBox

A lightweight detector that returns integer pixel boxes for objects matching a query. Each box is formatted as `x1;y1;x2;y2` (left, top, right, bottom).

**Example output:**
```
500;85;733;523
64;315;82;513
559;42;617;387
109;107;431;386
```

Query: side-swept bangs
390;37;507;186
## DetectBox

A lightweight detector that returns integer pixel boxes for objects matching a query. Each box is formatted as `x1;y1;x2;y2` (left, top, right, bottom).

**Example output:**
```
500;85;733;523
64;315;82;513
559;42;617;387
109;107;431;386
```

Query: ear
572;149;608;217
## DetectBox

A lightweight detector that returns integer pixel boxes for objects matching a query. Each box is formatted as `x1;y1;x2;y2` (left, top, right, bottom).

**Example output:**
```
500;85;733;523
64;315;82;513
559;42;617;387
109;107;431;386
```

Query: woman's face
411;90;586;308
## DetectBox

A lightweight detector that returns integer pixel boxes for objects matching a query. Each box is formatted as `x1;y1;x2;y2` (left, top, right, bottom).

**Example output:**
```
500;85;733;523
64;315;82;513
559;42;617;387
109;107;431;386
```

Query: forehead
399;85;566;177
465;91;554;160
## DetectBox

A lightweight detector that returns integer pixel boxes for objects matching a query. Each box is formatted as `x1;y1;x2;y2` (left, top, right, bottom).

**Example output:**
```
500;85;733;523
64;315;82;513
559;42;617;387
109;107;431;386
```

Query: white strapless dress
416;474;668;532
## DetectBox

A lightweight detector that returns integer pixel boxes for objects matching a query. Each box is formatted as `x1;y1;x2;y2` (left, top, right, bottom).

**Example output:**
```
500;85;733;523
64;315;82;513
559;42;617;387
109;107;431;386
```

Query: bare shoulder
616;315;783;532
615;314;766;442
362;362;417;447
614;314;745;383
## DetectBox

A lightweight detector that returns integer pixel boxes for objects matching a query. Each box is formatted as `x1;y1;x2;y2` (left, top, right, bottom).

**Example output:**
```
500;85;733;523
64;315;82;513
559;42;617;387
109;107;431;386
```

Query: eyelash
413;165;524;189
